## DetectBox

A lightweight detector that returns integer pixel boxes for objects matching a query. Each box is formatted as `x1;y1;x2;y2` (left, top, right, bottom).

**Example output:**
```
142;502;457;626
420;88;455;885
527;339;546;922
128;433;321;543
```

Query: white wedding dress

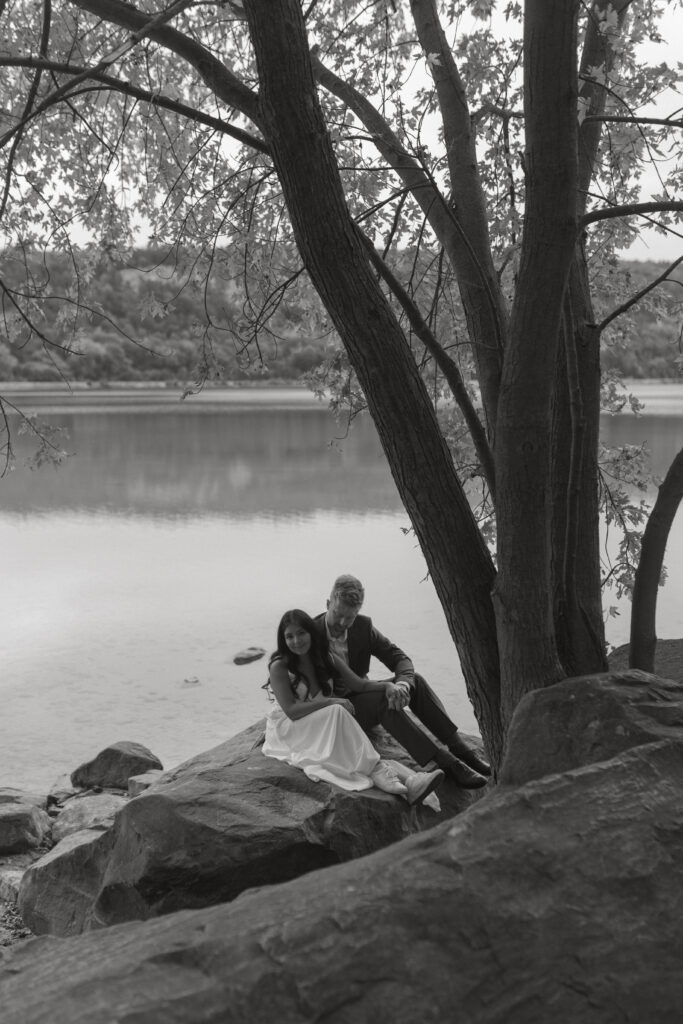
263;684;379;791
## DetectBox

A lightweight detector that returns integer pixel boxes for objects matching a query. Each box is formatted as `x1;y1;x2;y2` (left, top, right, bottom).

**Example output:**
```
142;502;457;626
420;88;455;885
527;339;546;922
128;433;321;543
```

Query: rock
0;789;47;812
609;637;683;683
18;829;116;937
85;720;475;931
233;646;266;665
47;776;80;809
0;805;51;856
0;853;43;904
127;771;164;797
18;721;477;937
499;668;683;786
70;742;163;790
2;738;683;1022
51;794;128;845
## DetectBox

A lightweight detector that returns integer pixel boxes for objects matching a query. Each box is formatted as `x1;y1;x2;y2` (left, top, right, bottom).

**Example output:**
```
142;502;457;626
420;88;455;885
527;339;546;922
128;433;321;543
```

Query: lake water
1;382;682;791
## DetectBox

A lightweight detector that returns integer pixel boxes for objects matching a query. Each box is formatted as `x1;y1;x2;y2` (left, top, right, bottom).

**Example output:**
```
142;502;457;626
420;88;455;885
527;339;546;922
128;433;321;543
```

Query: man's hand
385;681;410;710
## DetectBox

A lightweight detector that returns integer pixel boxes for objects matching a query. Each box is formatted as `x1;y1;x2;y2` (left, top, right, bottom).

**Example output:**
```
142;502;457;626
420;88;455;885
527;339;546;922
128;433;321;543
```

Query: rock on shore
17;722;479;936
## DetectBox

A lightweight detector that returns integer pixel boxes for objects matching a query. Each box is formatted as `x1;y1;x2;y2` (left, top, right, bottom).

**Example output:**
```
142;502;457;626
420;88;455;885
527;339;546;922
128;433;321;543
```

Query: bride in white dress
262;609;443;806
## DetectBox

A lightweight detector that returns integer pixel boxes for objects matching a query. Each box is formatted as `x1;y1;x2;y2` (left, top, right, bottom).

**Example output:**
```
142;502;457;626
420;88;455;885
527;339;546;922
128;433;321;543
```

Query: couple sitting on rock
262;574;490;807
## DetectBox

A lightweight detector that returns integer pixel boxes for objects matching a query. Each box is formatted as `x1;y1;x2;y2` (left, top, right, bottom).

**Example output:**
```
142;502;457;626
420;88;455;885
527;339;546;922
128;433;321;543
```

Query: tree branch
0;0;52;221
583;114;683;128
69;0;263;128
0;57;269;154
358;230;496;498
581;200;683;227
630;447;683;672
598;253;683;331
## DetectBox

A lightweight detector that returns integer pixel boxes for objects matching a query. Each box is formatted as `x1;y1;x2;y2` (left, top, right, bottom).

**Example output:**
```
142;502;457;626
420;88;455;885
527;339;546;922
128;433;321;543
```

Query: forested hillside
0;249;680;384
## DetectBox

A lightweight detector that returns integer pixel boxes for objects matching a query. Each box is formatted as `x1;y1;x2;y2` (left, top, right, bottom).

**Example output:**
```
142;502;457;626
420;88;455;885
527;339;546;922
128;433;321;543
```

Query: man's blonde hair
330;574;365;608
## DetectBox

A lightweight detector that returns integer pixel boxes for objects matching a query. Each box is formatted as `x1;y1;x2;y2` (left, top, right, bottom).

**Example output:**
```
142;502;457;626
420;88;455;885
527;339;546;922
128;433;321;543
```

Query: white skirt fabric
263;701;380;791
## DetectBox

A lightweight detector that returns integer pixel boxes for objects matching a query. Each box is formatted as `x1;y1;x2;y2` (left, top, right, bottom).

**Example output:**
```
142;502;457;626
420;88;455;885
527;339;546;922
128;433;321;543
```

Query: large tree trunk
243;0;505;763
492;0;579;725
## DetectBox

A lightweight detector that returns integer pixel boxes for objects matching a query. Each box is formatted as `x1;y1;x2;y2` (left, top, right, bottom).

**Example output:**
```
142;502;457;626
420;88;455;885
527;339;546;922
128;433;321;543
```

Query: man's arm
369;625;415;688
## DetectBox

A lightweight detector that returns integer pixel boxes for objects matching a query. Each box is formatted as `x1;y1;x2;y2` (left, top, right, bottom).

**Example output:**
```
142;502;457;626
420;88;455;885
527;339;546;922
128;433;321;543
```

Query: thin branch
71;0;262;127
0;0;52;222
581;200;683;228
598;253;683;331
583;114;683;128
0;57;269;154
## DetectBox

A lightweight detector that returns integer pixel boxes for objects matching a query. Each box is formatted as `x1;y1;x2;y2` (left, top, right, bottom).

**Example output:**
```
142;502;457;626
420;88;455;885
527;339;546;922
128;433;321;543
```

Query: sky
597;3;682;263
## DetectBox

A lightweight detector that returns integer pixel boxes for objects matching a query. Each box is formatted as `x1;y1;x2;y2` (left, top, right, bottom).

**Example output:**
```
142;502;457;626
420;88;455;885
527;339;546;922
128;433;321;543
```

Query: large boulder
2;736;682;1023
71;742;163;790
18;721;477;936
499;668;683;786
88;720;476;929
18;829;116;937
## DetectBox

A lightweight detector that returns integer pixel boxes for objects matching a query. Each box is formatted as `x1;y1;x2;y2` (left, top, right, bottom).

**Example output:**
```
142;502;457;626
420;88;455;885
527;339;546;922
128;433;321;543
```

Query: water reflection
6;405;402;517
601;414;683;480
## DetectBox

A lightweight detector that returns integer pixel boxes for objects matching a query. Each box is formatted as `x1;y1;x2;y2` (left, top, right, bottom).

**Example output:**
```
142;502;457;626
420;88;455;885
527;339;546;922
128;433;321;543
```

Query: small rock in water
233;646;266;665
181;676;201;687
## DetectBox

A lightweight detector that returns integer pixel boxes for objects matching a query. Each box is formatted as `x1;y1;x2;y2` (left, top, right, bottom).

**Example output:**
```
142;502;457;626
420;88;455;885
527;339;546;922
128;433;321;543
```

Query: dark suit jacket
314;612;414;694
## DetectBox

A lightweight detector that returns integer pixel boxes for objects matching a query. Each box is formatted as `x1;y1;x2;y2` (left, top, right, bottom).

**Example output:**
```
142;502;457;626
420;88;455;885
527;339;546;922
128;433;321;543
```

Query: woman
262;609;444;806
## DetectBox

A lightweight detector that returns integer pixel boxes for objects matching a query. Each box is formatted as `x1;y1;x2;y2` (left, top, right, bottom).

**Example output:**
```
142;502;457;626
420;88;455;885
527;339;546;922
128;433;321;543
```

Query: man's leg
350;691;438;765
409;674;491;776
350;690;486;788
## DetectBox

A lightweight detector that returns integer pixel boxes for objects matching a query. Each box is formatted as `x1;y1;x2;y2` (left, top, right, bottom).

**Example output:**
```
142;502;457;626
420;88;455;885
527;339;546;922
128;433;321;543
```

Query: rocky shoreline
3;639;682;967
3;657;683;1021
0;741;165;948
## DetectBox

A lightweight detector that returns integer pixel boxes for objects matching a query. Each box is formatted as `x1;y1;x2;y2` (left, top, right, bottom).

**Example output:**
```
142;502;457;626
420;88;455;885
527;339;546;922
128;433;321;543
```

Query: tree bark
243;0;505;764
630;447;683;671
493;0;579;725
552;253;607;675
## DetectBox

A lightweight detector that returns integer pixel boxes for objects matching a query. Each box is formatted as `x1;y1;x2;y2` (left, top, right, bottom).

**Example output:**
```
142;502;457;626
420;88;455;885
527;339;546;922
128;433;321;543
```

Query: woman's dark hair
267;609;335;698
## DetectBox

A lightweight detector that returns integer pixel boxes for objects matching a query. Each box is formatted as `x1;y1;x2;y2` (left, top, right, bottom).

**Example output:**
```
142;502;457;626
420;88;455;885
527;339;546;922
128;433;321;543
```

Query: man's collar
325;618;348;644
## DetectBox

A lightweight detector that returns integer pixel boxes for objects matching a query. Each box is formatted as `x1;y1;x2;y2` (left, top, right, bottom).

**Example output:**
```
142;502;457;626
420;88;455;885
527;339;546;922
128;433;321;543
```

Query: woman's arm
268;660;354;720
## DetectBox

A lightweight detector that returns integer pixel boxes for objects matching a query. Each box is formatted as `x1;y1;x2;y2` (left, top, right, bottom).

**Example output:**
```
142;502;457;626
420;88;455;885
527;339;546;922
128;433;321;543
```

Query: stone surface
18;829;116;937
0;805;51;856
51;794;128;845
47;776;80;809
233;646;266;665
2;738;682;1023
18;720;479;936
609;637;683;682
70;742;163;790
499;668;683;786
0;789;47;812
127;771;164;797
87;720;476;930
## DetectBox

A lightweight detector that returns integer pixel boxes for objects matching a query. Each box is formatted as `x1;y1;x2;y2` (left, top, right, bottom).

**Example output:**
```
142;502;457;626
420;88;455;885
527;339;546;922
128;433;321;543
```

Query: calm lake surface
2;382;682;790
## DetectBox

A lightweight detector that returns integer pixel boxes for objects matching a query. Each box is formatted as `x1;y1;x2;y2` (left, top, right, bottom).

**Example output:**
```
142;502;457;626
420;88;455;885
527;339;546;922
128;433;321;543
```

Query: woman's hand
334;697;356;715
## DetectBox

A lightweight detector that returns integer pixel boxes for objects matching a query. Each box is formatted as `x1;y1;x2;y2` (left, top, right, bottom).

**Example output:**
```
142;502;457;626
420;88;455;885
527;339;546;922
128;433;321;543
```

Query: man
315;574;490;788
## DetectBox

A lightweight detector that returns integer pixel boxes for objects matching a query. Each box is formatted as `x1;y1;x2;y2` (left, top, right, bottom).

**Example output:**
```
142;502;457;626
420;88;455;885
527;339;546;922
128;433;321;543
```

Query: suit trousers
349;673;459;766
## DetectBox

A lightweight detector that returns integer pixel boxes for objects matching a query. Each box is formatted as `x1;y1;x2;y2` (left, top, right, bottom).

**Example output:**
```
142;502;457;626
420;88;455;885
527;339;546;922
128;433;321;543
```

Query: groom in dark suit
315;574;490;788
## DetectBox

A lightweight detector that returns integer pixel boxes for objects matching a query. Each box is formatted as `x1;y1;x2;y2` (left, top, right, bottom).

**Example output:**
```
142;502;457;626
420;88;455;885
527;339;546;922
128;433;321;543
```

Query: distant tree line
0;249;680;384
